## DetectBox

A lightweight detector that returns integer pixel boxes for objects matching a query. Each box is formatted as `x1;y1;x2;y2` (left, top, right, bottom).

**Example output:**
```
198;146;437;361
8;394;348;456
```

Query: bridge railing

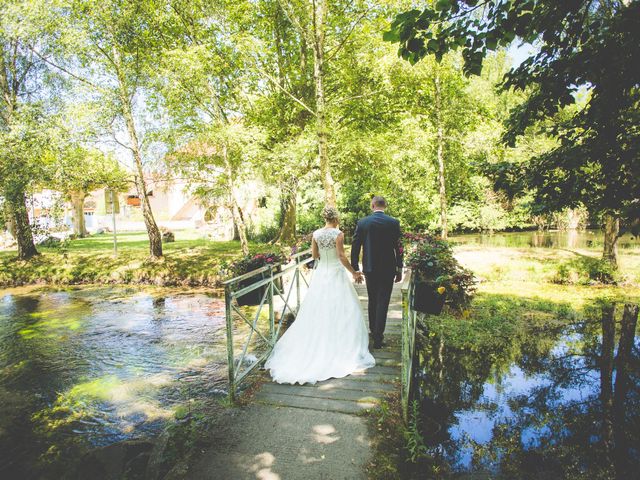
400;269;418;422
223;250;314;401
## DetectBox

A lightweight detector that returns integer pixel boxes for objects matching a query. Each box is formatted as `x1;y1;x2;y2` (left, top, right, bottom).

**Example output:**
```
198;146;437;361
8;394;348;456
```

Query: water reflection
450;230;640;250
0;287;227;479
414;302;639;479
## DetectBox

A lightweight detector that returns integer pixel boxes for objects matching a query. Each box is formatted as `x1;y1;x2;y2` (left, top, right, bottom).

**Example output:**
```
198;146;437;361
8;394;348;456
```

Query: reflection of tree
413;298;639;479
611;304;639;478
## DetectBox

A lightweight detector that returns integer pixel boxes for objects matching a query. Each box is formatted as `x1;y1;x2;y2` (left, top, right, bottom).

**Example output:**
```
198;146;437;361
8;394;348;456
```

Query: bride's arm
336;233;363;281
312;237;320;260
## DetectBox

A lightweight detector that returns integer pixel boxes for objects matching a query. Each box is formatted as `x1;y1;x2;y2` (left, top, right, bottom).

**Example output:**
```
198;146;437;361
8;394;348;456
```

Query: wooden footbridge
222;250;418;418
190;253;417;479
253;282;404;414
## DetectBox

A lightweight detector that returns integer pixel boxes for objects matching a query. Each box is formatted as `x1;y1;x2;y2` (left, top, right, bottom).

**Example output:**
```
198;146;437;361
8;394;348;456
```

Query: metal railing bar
231;260;312;299
273;279;296;317
234;286;271;374
235;349;272;385
289;249;313;260
223;250;314;286
231;304;273;347
223;265;272;286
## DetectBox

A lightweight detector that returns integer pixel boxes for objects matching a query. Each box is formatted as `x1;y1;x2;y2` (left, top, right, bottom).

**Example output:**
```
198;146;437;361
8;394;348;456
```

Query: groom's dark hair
371;196;387;208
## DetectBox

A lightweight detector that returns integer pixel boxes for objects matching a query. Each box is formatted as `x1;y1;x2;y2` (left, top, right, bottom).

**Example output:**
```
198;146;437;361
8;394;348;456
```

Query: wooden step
260;383;385;403
254;391;378;414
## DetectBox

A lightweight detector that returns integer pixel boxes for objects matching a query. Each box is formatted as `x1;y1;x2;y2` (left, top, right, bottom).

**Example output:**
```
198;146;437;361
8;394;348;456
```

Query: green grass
0;231;269;287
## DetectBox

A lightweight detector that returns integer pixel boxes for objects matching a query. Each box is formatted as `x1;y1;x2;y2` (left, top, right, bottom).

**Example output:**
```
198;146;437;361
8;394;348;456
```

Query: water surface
450;229;639;250
415;308;640;478
0;286;228;479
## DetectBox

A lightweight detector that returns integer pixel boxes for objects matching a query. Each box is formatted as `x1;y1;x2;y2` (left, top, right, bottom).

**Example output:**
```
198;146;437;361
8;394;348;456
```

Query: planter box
410;280;445;315
235;267;283;307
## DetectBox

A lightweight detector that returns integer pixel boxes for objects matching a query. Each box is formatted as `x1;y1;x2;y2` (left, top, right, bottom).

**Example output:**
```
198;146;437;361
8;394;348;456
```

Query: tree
277;0;337;207
0;107;51;259
385;0;640;267
42;0;166;257
0;1;58;259
52;145;129;237
247;0;316;245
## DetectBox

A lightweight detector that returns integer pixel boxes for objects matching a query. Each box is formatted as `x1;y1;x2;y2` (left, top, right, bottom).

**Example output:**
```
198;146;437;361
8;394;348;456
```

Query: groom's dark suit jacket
350;211;403;275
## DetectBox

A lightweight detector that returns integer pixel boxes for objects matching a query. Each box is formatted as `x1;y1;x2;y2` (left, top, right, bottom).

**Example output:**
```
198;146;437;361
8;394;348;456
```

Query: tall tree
42;0;166;257
278;0;337;207
0;1;58;259
165;123;264;256
248;0;316;244
385;0;640;267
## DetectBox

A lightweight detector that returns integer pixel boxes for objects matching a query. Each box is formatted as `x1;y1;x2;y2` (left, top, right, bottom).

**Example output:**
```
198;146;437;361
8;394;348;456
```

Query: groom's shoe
373;338;386;349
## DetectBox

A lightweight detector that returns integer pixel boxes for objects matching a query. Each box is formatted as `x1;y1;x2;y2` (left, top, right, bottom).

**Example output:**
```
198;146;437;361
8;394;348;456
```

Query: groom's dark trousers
351;211;403;344
364;271;395;343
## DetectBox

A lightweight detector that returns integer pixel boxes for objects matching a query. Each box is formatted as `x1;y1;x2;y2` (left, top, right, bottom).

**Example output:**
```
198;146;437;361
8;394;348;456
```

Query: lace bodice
313;228;341;250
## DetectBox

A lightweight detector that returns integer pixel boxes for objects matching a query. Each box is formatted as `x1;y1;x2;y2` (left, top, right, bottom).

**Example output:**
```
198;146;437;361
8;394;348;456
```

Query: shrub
403;233;477;311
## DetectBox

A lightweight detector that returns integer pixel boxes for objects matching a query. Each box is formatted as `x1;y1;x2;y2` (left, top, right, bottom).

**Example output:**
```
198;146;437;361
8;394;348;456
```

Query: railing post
268;266;275;340
401;281;409;423
295;255;301;312
225;285;235;402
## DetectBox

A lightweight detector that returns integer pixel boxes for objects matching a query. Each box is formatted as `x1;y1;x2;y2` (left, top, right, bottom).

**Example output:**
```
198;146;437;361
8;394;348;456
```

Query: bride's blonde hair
322;206;340;224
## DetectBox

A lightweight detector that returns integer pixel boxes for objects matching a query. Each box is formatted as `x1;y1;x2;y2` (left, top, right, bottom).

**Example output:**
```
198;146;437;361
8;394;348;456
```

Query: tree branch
27;46;109;94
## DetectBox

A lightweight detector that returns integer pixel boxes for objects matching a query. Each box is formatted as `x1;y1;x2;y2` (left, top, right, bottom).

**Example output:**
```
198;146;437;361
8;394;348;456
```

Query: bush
552;256;617;285
403;233;477;311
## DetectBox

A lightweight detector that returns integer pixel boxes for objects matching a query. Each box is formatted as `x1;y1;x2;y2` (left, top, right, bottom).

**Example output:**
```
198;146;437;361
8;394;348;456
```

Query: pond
0;286;229;479
449;229;640;250
414;304;640;479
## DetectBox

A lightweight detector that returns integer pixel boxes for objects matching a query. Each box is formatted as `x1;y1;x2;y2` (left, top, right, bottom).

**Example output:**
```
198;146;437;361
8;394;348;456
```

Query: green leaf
383;29;400;43
435;0;451;11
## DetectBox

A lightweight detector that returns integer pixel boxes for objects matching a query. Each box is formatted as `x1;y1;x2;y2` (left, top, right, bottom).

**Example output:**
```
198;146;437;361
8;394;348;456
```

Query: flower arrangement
223;251;289;306
403;233;476;312
225;251;289;278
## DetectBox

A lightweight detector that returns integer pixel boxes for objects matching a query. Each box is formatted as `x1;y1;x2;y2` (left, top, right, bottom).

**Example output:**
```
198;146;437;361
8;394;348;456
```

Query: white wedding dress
265;227;376;385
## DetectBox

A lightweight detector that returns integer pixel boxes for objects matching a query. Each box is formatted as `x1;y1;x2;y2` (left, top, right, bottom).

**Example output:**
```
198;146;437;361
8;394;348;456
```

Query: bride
264;206;376;385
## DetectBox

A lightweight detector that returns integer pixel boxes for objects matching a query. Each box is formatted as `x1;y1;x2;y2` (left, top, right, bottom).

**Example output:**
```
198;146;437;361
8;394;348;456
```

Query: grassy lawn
0;231;268;287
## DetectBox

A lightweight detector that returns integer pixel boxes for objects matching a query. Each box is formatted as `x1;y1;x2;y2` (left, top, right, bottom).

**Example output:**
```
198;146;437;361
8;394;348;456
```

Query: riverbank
0;232;266;287
365;244;640;479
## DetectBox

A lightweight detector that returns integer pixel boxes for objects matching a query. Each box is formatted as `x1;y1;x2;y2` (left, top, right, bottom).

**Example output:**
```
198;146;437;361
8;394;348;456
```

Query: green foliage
404;400;428;463
404;233;476;310
51;145;129;196
386;1;640;229
553;255;618;286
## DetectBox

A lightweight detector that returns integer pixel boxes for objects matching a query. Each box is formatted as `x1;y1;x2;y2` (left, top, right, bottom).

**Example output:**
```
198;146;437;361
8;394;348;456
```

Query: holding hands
353;271;365;284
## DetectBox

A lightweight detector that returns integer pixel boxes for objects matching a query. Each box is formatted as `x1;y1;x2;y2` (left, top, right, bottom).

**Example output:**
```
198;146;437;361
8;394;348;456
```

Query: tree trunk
222;143;249;255
113;47;162;258
6;193;38;259
69;191;88;237
434;70;447;239
603;214;619;268
277;178;298;246
311;0;336;207
600;304;615;466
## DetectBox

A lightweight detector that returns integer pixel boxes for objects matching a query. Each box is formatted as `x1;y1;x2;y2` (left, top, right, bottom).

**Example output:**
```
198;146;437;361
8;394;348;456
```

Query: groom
351;196;403;349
